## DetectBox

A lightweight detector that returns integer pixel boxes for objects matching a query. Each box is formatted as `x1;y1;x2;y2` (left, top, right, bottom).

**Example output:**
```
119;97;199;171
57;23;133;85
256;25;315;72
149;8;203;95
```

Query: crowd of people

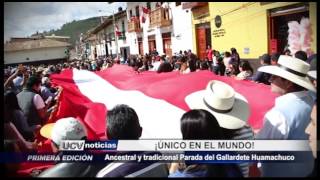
3;46;317;177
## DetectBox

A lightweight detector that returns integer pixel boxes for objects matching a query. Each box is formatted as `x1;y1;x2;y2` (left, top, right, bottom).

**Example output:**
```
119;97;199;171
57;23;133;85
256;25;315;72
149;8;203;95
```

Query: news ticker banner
58;140;311;151
1;140;314;163
0;151;313;163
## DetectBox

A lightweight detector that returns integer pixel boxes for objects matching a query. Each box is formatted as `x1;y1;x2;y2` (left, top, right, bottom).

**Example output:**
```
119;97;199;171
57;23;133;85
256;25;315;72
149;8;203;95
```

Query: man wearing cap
17;76;51;127
255;55;316;177
247;54;272;85
39;117;101;177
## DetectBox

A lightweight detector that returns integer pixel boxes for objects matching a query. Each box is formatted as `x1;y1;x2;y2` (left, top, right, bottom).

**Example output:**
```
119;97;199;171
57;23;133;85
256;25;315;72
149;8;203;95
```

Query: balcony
149;7;172;28
128;17;142;32
182;2;208;9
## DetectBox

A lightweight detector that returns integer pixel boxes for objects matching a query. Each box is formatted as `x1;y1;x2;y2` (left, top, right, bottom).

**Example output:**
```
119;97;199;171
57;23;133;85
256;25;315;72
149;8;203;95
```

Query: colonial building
126;2;193;56
82;9;130;60
4;36;71;65
183;2;317;59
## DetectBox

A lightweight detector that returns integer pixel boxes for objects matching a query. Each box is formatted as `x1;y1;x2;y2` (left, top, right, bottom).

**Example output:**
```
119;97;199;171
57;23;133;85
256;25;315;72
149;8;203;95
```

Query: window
176;2;181;6
129;10;133;17
136;6;140;17
122;20;125;33
147;2;151;10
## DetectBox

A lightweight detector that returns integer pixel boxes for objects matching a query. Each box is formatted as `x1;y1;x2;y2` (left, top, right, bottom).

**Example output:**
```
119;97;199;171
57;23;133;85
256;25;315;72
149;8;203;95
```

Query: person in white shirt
151;56;162;71
223;51;232;75
256;55;316;177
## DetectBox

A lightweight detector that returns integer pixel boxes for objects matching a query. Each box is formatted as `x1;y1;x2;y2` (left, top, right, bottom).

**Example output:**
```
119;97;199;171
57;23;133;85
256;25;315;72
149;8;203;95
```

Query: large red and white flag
47;65;277;140
18;65;277;176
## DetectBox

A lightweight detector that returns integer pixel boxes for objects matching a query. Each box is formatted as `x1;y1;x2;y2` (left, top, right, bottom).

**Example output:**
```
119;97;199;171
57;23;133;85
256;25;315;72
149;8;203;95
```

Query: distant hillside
32;17;101;48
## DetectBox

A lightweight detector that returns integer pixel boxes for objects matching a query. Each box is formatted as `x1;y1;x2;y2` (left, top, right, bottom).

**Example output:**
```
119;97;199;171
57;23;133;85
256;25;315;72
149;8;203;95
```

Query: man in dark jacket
17;76;51;127
248;54;271;85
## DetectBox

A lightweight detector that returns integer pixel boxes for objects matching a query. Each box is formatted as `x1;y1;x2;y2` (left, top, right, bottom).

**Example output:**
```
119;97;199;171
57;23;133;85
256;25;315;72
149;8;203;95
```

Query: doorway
268;3;309;54
195;22;211;60
148;35;156;54
162;32;172;57
105;43;109;57
138;37;143;55
120;47;130;61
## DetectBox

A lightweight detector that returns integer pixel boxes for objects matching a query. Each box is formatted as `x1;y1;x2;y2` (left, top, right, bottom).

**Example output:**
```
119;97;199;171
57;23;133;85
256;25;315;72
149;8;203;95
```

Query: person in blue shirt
256;55;316;177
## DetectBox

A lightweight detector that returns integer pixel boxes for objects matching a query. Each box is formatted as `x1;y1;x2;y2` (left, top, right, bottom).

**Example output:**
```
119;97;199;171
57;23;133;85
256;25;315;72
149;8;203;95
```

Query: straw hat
307;70;317;80
258;55;316;92
185;80;250;129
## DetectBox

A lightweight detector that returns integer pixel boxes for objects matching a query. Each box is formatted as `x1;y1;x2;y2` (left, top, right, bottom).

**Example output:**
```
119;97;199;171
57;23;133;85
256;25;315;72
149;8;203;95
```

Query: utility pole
113;11;119;58
101;7;119;58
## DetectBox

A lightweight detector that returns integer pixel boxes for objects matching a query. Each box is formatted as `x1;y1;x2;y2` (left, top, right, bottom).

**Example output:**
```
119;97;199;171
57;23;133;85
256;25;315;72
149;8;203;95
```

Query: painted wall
116;16;130;51
191;5;211;56
4;47;67;64
170;3;193;54
127;32;139;55
310;2;317;53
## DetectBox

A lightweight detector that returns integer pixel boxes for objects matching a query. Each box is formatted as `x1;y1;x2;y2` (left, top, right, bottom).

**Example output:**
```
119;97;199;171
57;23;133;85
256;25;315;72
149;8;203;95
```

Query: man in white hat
307;70;317;88
307;70;317;103
255;55;315;177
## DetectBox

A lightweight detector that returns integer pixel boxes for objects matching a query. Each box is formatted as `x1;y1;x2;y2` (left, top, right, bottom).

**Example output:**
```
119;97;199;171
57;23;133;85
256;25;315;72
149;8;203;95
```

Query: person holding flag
255;55;316;177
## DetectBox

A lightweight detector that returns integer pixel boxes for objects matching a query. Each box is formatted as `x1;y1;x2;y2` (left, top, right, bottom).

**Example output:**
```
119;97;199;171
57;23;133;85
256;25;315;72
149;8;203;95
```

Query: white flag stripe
73;69;185;139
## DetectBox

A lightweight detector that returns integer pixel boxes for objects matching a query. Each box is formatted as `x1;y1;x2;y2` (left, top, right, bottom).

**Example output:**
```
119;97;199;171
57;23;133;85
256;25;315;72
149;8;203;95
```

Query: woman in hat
255;55;316;177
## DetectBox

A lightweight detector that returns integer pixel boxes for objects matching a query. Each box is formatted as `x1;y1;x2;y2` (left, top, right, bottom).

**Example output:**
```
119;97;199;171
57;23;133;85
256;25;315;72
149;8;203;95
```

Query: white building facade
126;2;193;56
84;10;131;61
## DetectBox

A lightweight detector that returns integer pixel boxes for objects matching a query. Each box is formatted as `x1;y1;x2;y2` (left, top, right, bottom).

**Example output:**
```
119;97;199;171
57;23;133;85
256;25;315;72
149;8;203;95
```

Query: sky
4;2;127;43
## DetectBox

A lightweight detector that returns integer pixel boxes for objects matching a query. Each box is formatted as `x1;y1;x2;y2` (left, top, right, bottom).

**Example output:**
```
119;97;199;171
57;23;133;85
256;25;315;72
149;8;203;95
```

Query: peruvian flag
141;14;146;23
142;6;150;14
115;25;121;36
46;65;277;140
16;65;277;176
141;6;150;24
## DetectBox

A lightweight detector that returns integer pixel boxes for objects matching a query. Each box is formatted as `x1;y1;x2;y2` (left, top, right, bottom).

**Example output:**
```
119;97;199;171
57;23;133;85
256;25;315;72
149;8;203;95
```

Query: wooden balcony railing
149;7;172;28
128;17;142;32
